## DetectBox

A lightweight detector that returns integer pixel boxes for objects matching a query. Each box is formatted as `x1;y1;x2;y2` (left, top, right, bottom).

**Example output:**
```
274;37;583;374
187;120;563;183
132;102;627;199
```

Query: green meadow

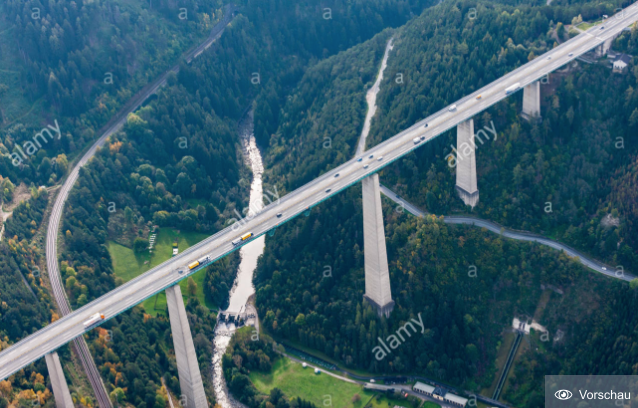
107;228;215;316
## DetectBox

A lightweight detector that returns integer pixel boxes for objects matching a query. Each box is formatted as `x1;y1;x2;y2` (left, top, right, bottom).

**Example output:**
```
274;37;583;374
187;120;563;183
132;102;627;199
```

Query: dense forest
253;186;597;393
366;12;638;272
3;187;48;241
0;189;58;407
251;1;638;407
0;0;224;187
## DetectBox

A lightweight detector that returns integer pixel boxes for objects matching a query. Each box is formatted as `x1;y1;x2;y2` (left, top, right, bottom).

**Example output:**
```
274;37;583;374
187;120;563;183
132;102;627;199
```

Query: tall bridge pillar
166;285;207;408
362;173;395;317
522;81;541;120
45;352;74;408
455;119;479;207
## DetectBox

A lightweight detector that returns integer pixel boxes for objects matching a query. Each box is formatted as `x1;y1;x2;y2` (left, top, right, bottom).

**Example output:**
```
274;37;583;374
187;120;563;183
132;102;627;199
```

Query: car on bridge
413;137;421;144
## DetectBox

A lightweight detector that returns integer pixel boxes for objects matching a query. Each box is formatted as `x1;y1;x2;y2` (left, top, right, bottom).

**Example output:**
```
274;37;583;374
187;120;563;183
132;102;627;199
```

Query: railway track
44;6;236;406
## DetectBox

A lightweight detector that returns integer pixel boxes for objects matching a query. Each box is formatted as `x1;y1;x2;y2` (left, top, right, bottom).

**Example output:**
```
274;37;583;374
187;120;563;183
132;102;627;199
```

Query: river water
211;37;394;406
355;37;394;156
211;110;265;408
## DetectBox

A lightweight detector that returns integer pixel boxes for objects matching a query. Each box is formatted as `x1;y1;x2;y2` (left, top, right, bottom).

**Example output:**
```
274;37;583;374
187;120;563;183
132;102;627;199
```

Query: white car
568;52;574;56
377;156;383;161
413;137;421;144
448;104;457;112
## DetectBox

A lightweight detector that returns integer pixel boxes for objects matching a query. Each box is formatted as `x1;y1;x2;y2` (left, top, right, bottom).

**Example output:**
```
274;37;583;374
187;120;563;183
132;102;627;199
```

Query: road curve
2;2;638;381
379;184;635;281
44;7;236;406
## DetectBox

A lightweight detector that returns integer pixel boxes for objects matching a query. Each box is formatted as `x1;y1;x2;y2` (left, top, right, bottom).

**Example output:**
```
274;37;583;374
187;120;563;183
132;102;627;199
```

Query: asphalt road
42;6;236;406
3;3;638;380
379;184;635;281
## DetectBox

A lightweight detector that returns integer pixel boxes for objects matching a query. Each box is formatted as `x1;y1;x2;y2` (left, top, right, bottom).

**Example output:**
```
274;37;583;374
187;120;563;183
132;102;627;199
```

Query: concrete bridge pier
45;352;74;408
362;173;395;317
166;285;208;408
455;119;479;207
521;81;541;120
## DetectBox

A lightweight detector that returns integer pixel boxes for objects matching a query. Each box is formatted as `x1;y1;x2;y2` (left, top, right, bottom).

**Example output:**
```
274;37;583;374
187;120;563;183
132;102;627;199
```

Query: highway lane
3;3;638;380
379;184;635;281
42;7;236;406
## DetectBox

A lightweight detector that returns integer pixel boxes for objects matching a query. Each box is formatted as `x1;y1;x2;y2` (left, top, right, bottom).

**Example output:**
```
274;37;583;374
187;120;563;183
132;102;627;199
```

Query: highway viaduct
3;4;638;407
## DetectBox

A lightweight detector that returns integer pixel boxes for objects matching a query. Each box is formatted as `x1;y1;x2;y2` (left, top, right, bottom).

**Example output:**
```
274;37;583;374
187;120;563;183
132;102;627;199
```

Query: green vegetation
107;228;213;314
0;0;224;187
253;4;638;408
250;358;365;408
3;187;48;241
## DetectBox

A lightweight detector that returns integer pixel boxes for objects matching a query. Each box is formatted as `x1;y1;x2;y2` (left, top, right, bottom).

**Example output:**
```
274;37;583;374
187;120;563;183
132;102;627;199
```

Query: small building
613;54;631;73
444;393;468;407
413;382;435;396
427;386;468;408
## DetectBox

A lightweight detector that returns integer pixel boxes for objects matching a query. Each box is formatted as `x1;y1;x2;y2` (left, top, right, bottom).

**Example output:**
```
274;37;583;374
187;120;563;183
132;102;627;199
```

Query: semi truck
84;313;105;328
188;255;211;270
231;232;253;247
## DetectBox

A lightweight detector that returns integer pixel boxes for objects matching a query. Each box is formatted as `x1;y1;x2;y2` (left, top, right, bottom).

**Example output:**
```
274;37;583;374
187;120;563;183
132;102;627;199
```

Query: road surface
379;184;634;281
42;6;236;406
3;2;638;380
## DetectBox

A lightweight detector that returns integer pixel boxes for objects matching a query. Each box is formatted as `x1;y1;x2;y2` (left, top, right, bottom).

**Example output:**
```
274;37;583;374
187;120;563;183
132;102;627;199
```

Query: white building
613;54;631;73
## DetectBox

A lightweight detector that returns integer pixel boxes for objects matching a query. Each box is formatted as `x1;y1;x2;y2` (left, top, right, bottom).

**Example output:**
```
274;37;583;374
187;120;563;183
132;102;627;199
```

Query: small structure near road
613;53;631;73
413;382;468;407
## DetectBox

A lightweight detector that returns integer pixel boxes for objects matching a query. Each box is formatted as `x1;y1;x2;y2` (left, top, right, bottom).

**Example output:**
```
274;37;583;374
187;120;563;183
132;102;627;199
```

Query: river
211;110;265;408
211;36;395;406
355;37;394;156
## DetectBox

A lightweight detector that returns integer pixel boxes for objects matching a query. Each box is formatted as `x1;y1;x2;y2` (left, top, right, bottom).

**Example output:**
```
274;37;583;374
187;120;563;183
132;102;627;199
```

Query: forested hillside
264;30;394;192
253;1;638;407
0;188;58;407
368;11;638;273
253;185;612;396
50;0;439;405
0;0;224;187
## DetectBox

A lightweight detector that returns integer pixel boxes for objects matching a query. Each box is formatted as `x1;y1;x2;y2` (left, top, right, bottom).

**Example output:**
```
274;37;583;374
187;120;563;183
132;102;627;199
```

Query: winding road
379;184;634;281
44;6;236;406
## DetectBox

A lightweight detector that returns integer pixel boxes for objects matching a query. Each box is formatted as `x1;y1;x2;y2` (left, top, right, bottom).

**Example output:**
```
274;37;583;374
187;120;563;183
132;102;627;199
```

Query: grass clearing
108;227;214;316
365;392;422;408
250;357;366;408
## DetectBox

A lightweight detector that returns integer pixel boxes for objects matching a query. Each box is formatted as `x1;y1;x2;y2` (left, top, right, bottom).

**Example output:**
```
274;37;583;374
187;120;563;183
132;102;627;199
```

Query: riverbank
212;109;266;408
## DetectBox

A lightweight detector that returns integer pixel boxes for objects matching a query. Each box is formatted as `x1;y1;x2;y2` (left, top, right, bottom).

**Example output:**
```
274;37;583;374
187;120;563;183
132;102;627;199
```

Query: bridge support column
362;173;395;317
595;37;614;57
166;285;207;408
455;119;479;208
521;81;541;120
45;352;74;408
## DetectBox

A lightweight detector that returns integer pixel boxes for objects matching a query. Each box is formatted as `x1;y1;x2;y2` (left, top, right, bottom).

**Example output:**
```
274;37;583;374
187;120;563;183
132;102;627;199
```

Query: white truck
84;313;105;328
505;82;521;95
